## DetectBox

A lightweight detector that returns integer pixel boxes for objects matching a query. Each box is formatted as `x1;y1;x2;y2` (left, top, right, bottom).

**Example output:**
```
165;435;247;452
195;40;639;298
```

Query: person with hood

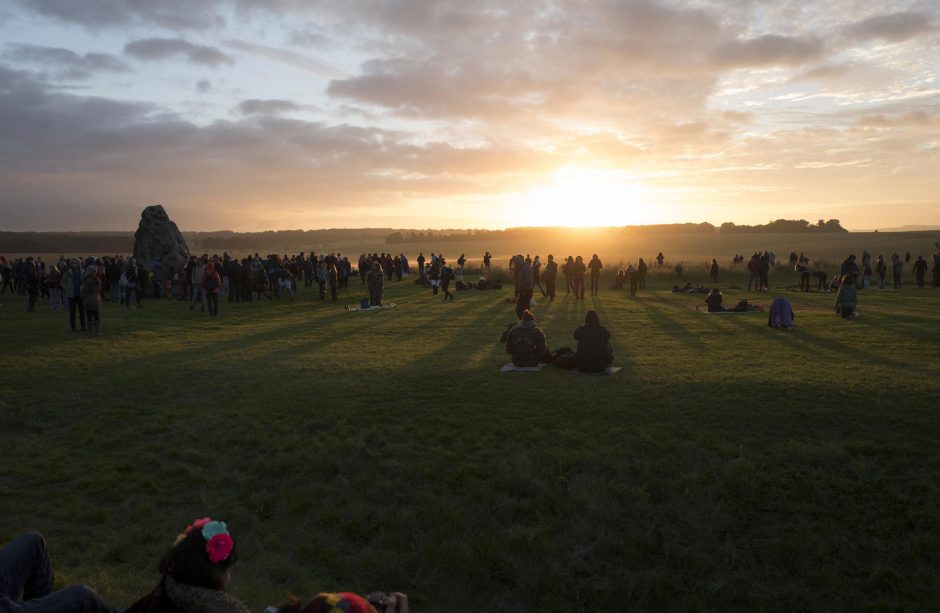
588;254;603;296
704;288;725;312
60;258;86;331
125;517;249;613
202;262;221;316
0;532;119;612
835;274;858;319
768;296;794;329
81;264;103;335
367;261;384;306
514;255;533;319
506;310;547;367
573;310;614;373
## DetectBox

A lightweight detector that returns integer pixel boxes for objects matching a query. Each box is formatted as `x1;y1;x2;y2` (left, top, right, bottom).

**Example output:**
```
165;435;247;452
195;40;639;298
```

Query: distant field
2;270;939;610
13;231;940;276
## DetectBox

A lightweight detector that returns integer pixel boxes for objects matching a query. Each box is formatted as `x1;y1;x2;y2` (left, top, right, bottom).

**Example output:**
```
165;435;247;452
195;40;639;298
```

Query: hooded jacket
573;312;613;372
506;319;546;367
125;576;250;613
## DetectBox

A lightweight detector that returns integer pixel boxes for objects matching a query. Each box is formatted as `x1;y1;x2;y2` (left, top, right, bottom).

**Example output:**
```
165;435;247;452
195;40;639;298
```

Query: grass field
2;264;940;611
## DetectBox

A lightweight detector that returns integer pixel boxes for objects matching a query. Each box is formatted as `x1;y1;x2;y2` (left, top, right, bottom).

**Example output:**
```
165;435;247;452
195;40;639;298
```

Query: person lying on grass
573;310;614;373
125;517;250;613
274;590;409;613
506;309;547;367
0;531;119;612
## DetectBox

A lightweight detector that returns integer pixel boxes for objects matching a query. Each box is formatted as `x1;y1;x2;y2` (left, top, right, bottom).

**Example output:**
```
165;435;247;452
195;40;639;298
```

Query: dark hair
159;526;237;590
584;310;600;326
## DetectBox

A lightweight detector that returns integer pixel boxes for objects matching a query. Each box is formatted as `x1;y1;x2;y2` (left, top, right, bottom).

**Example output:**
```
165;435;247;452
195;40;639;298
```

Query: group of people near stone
505;309;615;373
1;522;409;613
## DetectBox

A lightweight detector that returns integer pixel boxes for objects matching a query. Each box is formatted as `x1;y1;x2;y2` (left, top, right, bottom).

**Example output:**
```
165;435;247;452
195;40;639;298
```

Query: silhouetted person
514;255;533;318
709;258;719;283
835;275;857;318
913;256;927;287
506;310;546;367
573;310;613;373
588;254;602;296
637;258;647;289
705;288;725;312
892;253;903;288
543;255;558;301
572;256;586;300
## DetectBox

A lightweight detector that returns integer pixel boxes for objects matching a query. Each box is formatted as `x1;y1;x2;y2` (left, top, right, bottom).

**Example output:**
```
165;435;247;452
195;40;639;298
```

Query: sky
0;0;938;231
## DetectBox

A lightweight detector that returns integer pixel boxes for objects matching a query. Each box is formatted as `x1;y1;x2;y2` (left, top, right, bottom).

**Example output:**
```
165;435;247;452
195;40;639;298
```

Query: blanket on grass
345;302;397;312
500;363;547;372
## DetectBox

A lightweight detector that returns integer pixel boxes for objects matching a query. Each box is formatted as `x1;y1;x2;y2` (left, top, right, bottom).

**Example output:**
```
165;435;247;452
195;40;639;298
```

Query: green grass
1;269;939;611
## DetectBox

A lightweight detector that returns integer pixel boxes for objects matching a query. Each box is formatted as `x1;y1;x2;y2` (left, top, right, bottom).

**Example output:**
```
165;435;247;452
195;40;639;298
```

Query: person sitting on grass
125;517;250;613
573;310;614;373
506;310;547;367
704;288;725;312
275;591;410;613
835;275;858;319
0;531;119;612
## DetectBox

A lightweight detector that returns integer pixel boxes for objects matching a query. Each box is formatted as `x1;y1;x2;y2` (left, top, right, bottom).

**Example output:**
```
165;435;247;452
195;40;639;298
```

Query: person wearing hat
506;310;547;367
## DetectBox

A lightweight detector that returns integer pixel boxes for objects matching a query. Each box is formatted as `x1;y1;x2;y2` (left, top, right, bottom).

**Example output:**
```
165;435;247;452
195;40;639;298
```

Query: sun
519;165;660;227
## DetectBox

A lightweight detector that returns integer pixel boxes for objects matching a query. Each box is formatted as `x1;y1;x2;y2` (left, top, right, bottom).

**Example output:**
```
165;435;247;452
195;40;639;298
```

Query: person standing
60;258;85;331
543;255;558;301
202;262;221;316
514;255;533;318
588;254;603;296
367;261;384;306
892;253;903;289
627;262;638;297
637;258;648;290
440;260;455;301
483;251;491;272
747;253;760;291
417;252;426;278
125;259;143;309
24;257;40;312
913;255;928;287
532;255;545;296
709;258;719;284
81;264;102;335
875;255;886;290
428;258;441;295
758;251;770;292
572;256;586;300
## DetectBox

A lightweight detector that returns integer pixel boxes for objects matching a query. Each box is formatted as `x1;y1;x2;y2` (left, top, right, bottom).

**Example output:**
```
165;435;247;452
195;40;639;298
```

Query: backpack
205;274;219;291
551;347;577;369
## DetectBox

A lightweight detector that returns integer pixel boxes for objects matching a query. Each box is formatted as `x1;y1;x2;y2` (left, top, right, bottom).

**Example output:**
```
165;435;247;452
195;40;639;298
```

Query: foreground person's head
160;517;237;590
584;310;600;326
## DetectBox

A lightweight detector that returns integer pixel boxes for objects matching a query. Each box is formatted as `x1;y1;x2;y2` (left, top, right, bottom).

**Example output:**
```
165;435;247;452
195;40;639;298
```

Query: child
125;517;249;613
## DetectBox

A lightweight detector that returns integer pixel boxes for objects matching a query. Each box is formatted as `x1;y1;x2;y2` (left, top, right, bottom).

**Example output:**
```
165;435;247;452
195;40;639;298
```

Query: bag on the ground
551;347;577;369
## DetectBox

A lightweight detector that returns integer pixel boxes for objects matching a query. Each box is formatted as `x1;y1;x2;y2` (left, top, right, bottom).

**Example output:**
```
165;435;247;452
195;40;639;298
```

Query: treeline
192;229;394;251
385;220;847;243
386;223;717;243
719;219;847;234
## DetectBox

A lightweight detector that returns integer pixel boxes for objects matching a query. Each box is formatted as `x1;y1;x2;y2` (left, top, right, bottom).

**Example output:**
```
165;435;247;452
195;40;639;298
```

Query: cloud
714;34;825;68
124;38;233;67
236;99;301;115
15;0;226;30
196;78;211;93
3;44;129;80
843;11;936;43
222;40;341;77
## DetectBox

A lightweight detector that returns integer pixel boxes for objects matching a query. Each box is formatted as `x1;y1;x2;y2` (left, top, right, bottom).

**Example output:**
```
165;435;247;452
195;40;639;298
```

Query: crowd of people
2;245;938;333
1;522;409;613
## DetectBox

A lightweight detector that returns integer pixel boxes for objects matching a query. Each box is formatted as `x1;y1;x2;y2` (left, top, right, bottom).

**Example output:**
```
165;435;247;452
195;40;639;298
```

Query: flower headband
174;517;235;564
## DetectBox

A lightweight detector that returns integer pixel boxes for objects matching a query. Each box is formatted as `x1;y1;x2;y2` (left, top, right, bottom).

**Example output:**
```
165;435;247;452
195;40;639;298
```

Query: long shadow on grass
632;295;706;349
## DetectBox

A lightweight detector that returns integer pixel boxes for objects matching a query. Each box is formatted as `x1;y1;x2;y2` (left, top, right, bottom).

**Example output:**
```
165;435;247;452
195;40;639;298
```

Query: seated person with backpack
505;310;547;367
573;310;614;373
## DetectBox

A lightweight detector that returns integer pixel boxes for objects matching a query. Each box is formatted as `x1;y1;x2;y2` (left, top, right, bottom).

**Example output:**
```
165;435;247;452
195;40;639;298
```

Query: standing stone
133;205;190;280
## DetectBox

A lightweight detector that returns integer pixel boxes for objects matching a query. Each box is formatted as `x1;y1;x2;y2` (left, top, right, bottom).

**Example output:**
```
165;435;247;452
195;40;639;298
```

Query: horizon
1;2;939;231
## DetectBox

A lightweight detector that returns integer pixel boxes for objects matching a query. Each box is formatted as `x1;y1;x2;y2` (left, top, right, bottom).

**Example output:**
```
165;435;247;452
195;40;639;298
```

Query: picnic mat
695;305;764;313
345;302;397;312
500;363;547;372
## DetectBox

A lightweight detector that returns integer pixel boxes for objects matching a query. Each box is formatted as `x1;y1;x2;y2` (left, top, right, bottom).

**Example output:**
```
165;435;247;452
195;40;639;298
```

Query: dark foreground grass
1;278;939;611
